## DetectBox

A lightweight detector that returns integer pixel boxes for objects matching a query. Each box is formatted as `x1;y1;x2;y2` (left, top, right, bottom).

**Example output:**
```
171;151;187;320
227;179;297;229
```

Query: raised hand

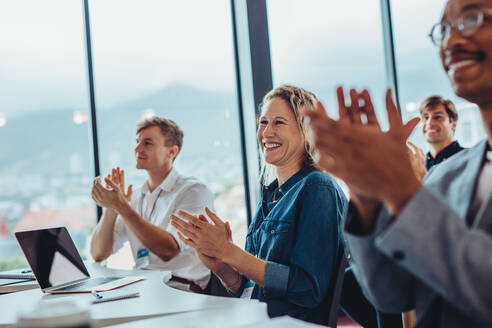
336;87;380;128
407;141;427;181
194;214;232;272
107;167;133;202
304;87;421;220
92;176;129;211
326;87;384;224
170;207;232;260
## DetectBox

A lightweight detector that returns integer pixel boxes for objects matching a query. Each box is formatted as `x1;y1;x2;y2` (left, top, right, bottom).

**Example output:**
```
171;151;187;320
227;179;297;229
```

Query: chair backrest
325;243;349;327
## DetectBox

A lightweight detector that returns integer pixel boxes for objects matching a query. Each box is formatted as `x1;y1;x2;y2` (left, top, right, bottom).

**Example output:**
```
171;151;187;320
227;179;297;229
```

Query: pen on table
91;290;103;299
21;269;32;274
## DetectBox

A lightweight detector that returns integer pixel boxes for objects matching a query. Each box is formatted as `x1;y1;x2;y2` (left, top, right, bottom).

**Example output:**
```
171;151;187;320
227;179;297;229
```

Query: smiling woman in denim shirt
171;85;348;324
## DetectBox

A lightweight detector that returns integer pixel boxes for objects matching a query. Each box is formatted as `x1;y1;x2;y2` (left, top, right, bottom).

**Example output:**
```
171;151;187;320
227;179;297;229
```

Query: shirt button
270;229;275;234
392;250;405;261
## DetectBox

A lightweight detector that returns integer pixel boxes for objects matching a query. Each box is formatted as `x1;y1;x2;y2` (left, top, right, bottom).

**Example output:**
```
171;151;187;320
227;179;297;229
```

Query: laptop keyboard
57;277;120;291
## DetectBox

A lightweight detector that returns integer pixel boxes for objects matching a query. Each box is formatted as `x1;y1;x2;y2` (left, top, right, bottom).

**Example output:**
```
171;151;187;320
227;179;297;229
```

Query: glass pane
267;0;388;126
0;1;95;271
392;0;486;149
89;0;246;268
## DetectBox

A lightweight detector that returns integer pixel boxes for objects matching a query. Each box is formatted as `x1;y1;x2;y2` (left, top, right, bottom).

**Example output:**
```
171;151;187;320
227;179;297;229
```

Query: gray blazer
343;140;492;327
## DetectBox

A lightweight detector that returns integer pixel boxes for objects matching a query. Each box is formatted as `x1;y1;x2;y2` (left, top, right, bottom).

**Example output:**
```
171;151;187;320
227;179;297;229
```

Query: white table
107;301;268;328
0;263;268;327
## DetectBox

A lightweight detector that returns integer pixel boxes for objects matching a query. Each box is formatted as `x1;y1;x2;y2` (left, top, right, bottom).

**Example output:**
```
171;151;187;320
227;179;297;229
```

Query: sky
0;0;462;121
0;0;235;116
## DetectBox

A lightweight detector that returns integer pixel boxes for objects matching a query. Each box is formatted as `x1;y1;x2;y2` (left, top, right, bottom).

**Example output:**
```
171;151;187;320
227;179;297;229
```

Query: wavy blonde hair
258;85;318;185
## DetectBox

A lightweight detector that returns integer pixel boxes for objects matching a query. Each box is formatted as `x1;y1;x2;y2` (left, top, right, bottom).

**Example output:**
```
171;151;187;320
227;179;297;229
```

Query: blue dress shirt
233;165;348;324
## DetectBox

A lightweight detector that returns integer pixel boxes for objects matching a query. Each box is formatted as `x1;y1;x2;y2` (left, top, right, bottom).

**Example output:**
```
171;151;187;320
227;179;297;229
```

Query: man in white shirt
90;117;214;291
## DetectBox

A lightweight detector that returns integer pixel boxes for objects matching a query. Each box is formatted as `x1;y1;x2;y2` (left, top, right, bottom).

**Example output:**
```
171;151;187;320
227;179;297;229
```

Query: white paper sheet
237;316;330;328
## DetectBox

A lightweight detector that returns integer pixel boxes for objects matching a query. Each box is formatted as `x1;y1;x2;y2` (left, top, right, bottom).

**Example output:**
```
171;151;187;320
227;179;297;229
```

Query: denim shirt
234;166;348;324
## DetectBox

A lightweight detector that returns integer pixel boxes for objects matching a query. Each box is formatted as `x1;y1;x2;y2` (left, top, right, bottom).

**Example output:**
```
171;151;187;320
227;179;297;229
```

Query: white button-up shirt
112;168;214;289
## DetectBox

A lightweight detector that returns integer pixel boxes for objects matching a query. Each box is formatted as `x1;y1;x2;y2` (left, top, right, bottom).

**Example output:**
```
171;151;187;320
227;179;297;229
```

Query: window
391;0;486;150
89;0;246;267
0;1;95;270
267;0;388;125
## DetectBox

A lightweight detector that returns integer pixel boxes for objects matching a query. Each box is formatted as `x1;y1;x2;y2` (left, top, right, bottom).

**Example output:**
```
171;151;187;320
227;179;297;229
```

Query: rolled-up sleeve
264;261;290;298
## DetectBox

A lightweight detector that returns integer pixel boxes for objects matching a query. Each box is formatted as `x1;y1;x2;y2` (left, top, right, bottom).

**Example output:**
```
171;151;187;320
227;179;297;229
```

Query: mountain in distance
0;84;243;176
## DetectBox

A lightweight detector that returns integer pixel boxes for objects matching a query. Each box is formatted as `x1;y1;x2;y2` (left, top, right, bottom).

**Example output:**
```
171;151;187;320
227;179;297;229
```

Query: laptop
15;227;144;294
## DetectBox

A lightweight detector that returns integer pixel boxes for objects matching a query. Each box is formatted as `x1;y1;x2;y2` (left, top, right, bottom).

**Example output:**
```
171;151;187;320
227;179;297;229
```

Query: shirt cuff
263;261;290;298
374;186;439;267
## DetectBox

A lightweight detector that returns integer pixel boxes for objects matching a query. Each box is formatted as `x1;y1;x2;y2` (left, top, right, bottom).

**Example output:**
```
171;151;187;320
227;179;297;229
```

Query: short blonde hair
136;117;184;159
258;85;318;185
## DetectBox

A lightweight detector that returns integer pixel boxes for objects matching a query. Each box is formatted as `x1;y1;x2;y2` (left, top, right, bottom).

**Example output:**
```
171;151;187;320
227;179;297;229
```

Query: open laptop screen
15;227;90;289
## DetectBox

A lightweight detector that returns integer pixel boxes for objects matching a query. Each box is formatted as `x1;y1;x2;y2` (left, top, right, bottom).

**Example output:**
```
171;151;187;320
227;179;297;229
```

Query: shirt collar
141;167;178;195
427;140;462;161
264;165;315;195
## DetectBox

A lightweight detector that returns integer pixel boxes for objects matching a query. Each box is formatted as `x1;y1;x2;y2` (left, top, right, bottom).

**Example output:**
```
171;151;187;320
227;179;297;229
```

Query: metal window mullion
230;0;254;225
82;0;102;220
230;0;273;224
245;0;274;112
380;0;401;112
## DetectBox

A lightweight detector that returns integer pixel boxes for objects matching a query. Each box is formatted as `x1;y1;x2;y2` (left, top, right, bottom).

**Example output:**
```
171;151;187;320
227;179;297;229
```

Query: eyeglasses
428;7;492;46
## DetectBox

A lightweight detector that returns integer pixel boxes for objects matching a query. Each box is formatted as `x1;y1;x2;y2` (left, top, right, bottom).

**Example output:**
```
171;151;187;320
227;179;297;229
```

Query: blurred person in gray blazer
303;0;492;326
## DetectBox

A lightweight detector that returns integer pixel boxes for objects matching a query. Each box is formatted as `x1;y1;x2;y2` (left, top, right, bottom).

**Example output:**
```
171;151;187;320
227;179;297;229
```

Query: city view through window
0;0;94;270
0;0;246;271
1;0;487;271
